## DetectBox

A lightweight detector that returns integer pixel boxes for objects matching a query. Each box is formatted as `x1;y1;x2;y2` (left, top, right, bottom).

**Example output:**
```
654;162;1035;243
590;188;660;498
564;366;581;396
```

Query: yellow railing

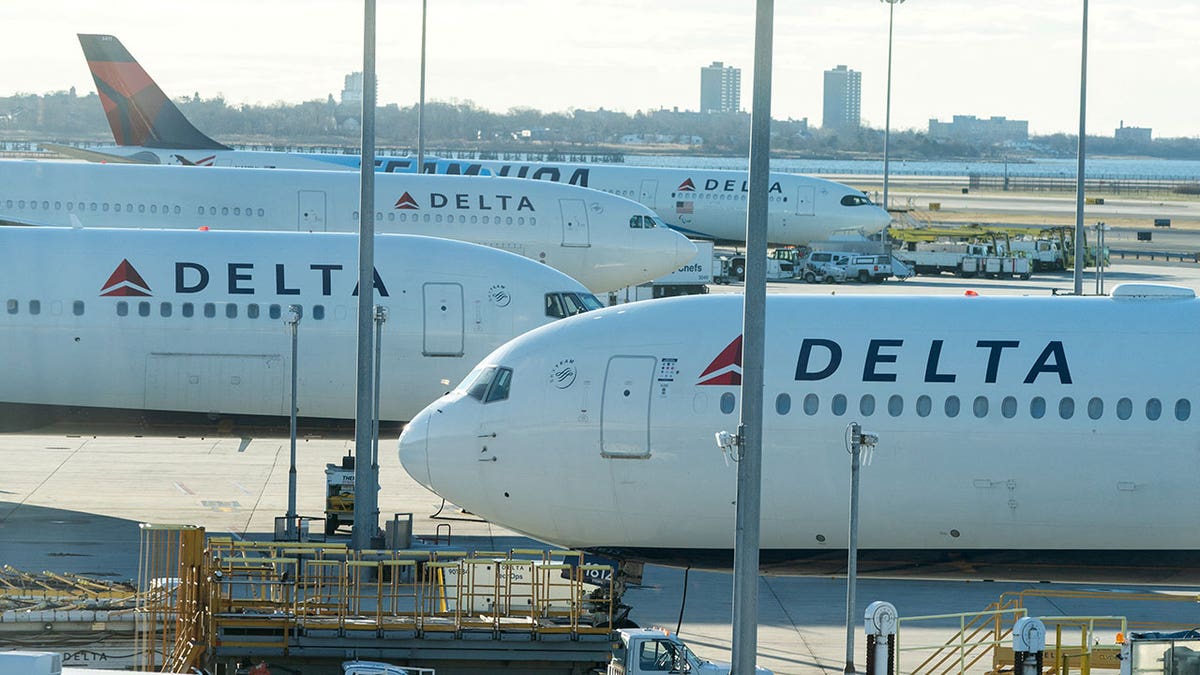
896;604;1026;675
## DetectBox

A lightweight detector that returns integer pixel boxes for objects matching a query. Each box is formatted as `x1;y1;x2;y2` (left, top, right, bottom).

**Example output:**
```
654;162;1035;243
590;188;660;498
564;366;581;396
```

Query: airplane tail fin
77;34;229;150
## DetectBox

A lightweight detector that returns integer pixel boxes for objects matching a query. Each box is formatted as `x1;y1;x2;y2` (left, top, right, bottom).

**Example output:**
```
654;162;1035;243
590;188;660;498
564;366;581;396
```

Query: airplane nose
874;205;893;232
398;411;432;489
673;234;699;269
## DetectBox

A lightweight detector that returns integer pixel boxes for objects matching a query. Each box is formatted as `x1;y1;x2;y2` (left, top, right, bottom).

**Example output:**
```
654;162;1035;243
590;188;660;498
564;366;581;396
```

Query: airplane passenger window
160;303;171;318
247;304;260;319
1001;396;1017;419
174;206;181;215
435;214;443;223
257;209;264;217
888;395;903;417
388;213;395;222
831;394;847;416
720;392;736;414
125;203;132;212
484;368;513;403
944;395;960;418
916;395;932;417
973;396;988;418
90;203;97;211
72;301;84;316
55;201;62;210
4;299;17;315
775;393;791;415
1176;399;1190;421
136;302;149;317
1087;397;1103;420
506;216;513;225
203;303;216;318
470;215;477;224
221;207;229;216
67;202;75;211
17;200;25;209
425;214;433;223
1146;398;1162;421
312;305;325;320
859;394;875;416
28;300;40;315
234;208;241;216
102;203;109;212
1116;397;1132;420
1059;397;1075;419
269;304;281;320
209;207;216;216
138;204;145;213
518;217;525;226
114;203;121;213
1030;396;1046;419
182;303;194;318
225;304;237;319
803;393;818;415
197;206;204;215
116;302;128;317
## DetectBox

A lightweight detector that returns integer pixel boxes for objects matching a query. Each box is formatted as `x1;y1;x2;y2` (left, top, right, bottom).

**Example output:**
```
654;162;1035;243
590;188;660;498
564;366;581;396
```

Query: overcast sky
2;1;1197;138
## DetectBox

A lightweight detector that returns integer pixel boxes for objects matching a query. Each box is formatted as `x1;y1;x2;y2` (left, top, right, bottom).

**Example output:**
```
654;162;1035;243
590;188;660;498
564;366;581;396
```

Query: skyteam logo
677;178;696;192
488;284;511;307
697;335;742;386
551;359;577;389
394;192;419;209
100;259;152;297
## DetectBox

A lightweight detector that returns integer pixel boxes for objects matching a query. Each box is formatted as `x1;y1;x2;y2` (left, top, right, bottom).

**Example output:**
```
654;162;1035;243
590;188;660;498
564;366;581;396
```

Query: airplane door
795;186;815;216
422;283;464;356
560;199;590;247
600;355;656;459
638;180;658;209
298;190;327;231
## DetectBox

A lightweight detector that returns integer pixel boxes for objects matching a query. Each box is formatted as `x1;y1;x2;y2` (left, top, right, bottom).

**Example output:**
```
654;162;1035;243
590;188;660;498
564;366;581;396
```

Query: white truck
343;662;435;675
896;242;1030;279
608;628;773;675
803;251;891;283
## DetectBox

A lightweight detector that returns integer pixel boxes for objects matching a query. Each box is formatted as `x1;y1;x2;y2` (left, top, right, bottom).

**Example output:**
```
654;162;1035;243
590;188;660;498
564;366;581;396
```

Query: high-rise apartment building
822;65;861;131
700;61;741;114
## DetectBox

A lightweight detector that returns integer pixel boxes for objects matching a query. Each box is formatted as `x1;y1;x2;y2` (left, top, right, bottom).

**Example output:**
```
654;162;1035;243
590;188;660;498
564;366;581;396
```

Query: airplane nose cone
398;411;431;489
873;205;893;232
673;234;699;269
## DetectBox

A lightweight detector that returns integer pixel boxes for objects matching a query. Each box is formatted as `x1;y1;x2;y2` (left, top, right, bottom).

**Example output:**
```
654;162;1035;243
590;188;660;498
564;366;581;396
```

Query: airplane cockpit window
484;368;513;403
546;293;566;318
546;292;603;318
629;215;645;229
840;194;874;207
457;365;513;403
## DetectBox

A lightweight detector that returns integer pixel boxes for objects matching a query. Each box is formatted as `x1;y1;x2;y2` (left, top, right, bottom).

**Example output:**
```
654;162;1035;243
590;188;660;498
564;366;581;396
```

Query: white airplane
70;34;891;246
0;160;695;294
0;227;602;437
467;160;892;245
399;289;1200;583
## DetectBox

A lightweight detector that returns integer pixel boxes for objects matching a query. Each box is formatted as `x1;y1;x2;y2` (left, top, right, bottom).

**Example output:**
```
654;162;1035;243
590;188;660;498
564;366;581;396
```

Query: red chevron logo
697;335;742;386
677;178;696;192
394;192;419;210
100;259;152;297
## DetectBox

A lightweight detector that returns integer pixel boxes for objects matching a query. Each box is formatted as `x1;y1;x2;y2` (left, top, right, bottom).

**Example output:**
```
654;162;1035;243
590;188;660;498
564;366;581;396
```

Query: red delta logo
677;178;696;192
100;259;152;297
394;192;419;210
697;335;742;386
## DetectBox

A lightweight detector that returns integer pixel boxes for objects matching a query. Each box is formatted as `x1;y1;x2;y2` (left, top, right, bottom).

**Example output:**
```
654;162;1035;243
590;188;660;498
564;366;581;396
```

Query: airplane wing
0;214;58;227
40;143;149;164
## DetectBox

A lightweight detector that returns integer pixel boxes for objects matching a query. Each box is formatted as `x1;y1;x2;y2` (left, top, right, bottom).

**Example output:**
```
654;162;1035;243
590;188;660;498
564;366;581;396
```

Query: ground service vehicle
608;629;772;675
343;661;435;675
806;251;891;283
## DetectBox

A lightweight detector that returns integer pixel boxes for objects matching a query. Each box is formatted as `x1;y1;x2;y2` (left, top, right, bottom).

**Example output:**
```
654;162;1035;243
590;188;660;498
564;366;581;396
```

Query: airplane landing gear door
600;355;656;459
638;180;658;209
795;186;815;216
560;199;590;247
298;190;327;231
422;283;464;356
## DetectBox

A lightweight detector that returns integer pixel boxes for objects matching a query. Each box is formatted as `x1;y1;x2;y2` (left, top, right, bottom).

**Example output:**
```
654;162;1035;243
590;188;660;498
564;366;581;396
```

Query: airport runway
5;260;1200;673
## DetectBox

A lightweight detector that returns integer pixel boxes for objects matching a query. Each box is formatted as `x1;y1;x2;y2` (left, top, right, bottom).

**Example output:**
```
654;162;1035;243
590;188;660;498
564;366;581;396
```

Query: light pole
1073;0;1089;295
844;423;878;675
880;0;904;213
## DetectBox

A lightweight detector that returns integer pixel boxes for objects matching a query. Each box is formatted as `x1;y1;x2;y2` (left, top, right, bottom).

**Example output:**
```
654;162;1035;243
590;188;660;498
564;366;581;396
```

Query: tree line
1;89;1197;160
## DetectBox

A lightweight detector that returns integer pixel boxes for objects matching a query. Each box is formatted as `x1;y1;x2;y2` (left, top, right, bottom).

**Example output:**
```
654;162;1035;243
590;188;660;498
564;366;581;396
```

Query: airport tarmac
5;259;1200;673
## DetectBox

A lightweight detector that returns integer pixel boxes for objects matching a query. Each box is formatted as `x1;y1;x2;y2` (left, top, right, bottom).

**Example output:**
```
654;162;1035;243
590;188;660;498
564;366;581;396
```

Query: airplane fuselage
0;227;597;435
400;290;1200;582
0;160;695;293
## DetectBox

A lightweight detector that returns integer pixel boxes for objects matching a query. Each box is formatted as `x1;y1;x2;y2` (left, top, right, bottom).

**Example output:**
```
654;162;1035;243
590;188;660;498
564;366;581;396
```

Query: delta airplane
400;289;1200;583
70;34;890;246
0;160;695;293
0;227;602;437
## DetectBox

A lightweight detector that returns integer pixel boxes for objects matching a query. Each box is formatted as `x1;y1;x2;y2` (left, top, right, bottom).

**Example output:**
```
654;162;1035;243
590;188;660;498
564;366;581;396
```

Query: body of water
623;155;1200;180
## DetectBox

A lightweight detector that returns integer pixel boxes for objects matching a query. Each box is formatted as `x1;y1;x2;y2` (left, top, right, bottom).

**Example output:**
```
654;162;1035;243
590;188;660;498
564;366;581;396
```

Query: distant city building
700;61;741;114
340;72;374;105
1115;121;1152;143
822;65;861;131
927;115;1028;144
